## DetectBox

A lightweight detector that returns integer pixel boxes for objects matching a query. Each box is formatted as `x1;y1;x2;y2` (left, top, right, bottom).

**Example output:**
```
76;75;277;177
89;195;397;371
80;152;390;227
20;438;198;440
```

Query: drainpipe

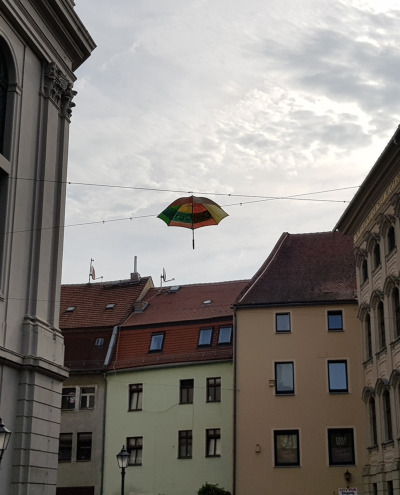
233;306;238;495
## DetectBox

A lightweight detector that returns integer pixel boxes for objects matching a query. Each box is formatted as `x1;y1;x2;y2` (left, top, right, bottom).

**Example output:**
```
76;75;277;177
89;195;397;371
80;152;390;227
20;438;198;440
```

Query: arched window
0;45;7;155
383;389;393;441
387;226;396;254
365;313;372;359
373;242;381;269
369;397;377;446
377;301;386;350
362;258;368;284
393;288;400;339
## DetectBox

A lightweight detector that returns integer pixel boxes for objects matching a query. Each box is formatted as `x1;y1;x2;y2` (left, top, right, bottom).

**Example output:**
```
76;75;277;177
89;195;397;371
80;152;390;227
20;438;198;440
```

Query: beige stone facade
336;128;400;495
234;232;367;494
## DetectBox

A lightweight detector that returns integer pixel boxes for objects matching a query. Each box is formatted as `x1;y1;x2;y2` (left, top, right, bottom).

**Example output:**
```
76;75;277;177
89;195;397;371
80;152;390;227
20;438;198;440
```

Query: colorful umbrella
157;195;229;249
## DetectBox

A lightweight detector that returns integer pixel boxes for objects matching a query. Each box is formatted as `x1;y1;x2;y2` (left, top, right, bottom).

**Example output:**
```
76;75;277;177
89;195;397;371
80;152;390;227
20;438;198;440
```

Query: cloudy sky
62;0;400;286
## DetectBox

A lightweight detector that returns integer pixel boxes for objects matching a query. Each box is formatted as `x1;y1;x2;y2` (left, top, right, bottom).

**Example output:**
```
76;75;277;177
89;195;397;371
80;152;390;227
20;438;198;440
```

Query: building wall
349;173;400;495
235;303;366;495
57;374;106;495
0;2;94;493
103;362;233;495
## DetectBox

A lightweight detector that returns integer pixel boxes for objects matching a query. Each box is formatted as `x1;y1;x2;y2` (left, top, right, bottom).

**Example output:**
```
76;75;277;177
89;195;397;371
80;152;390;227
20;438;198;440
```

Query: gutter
232;307;238;495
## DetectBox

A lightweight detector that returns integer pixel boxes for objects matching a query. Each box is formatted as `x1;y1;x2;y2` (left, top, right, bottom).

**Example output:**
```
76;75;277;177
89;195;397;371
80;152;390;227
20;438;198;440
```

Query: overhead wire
3;177;358;234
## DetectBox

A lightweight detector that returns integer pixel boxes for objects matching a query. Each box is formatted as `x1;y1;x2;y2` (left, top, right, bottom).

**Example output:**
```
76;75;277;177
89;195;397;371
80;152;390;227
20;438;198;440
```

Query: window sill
363;357;373;368
274;465;300;468
376;347;387;358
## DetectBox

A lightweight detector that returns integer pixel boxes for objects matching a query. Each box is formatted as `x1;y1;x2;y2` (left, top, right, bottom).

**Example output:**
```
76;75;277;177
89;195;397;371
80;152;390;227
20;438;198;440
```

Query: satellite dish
160;268;174;287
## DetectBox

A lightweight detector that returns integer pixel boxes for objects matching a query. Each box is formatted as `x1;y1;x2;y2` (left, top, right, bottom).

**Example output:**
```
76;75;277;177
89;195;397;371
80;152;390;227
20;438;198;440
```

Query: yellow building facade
234;232;367;494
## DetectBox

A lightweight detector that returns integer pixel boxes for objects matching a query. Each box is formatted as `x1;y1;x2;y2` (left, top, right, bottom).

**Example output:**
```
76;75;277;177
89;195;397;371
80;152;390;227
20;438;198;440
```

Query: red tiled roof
237;232;356;306
110;280;248;370
122;280;249;327
111;320;234;370
60;277;153;329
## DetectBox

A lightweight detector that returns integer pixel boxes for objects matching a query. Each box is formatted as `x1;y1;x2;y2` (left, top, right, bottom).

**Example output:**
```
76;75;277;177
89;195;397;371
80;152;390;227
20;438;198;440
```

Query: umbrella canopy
158;195;228;248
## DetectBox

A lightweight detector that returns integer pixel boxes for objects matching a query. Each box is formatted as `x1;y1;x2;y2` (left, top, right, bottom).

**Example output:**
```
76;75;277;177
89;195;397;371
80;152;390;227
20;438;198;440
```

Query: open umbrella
157;195;229;249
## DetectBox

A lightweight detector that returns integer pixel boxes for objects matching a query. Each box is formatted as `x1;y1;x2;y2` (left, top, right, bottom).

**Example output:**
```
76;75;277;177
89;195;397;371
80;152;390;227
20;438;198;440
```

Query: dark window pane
218;326;232;344
328;429;355;465
274;430;299;466
77;432;92;461
198;328;213;346
328;310;343;330
276;313;290;332
275;362;294;394
328;361;348;392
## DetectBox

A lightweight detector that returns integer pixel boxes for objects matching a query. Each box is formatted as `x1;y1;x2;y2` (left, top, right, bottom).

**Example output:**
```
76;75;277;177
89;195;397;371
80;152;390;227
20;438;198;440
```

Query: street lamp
0;418;11;464
116;445;130;495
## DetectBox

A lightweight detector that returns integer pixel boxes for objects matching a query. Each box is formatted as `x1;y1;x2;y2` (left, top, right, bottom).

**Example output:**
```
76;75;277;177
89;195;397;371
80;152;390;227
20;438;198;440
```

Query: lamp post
116;445;130;495
0;418;11;464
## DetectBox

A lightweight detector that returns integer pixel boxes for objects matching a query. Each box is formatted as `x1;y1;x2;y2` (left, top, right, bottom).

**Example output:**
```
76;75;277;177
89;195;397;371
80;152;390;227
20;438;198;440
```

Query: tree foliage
198;482;231;495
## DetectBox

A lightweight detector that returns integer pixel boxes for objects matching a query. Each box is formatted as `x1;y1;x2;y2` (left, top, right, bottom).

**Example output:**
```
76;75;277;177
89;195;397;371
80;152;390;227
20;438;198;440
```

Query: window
377;301;386;350
80;387;95;409
206;428;221;457
149;332;164;352
369;397;377;447
387;481;394;495
327;428;355;465
127;436;143;465
207;377;221;402
388;226;396;253
362;259;368;283
275;362;294;395
58;433;72;462
198;328;213;346
218;326;232;344
180;379;194;404
0;171;8;284
276;313;291;332
328;361;348;393
77;432;92;461
328;310;343;331
129;383;143;411
372;483;378;495
365;314;373;360
0;46;8;155
178;430;192;459
373;242;381;269
95;338;104;346
392;288;400;339
61;388;76;410
383;389;393;441
274;430;300;467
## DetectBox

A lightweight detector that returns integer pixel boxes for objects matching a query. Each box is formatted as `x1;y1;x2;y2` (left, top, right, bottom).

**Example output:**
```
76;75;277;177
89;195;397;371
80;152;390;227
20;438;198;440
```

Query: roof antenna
160;267;174;288
89;258;103;283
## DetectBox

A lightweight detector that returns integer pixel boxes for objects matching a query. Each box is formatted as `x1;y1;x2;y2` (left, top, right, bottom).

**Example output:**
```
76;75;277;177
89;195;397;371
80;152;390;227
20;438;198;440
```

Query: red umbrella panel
157;196;229;248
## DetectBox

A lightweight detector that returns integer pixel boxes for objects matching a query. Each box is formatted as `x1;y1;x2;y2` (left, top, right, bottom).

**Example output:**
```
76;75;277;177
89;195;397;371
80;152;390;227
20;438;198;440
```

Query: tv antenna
160;267;174;288
89;258;103;283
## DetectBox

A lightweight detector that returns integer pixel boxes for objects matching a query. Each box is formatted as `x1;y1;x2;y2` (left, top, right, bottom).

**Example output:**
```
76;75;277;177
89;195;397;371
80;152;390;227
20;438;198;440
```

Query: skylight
168;285;181;293
66;306;75;312
105;303;115;309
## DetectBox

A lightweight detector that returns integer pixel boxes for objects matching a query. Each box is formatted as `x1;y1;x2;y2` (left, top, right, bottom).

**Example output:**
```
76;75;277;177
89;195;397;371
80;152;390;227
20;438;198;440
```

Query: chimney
131;255;141;282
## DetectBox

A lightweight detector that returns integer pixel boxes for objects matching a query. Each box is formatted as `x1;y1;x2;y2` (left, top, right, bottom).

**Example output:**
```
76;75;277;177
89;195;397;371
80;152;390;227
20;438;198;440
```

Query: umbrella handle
192;229;195;249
